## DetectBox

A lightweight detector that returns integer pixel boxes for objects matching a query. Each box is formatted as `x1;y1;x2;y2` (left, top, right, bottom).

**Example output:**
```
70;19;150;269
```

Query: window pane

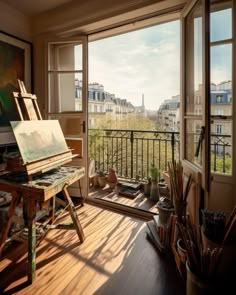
48;43;82;71
48;72;82;112
185;1;203;116
185;118;202;166
211;44;232;114
210;119;232;174
210;8;232;42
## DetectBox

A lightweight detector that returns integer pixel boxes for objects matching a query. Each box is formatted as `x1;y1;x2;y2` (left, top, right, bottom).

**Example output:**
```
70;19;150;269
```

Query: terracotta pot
107;168;118;183
107;168;118;189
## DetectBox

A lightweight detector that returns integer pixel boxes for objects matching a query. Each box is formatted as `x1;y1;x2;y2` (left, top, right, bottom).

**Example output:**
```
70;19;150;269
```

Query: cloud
88;20;180;110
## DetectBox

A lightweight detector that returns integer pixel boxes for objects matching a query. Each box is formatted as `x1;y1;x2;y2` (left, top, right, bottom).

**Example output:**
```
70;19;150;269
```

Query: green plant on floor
150;164;159;182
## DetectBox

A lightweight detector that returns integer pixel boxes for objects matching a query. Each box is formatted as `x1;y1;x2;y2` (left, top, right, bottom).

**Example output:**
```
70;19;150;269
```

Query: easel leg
62;186;85;243
25;198;37;283
78;179;84;206
0;191;20;257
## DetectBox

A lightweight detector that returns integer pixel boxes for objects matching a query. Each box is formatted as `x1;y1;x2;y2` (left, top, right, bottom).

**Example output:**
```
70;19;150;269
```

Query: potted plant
149;165;160;201
156;196;174;226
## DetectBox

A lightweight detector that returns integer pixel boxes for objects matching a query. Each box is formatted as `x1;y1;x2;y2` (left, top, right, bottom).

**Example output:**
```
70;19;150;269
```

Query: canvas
10;120;69;164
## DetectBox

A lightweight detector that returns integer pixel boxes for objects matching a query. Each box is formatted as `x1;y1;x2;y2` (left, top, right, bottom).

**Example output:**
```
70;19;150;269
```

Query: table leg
0;191;20;257
62;186;85;243
25;197;37;283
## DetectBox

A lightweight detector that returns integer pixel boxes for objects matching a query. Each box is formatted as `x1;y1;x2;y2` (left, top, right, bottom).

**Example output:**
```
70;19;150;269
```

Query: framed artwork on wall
0;31;32;145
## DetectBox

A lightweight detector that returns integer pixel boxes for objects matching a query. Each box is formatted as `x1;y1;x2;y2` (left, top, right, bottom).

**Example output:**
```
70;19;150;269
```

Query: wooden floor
89;185;158;214
0;204;185;295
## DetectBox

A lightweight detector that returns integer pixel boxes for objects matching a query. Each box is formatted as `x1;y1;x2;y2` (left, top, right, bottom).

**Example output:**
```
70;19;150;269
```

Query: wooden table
0;166;85;283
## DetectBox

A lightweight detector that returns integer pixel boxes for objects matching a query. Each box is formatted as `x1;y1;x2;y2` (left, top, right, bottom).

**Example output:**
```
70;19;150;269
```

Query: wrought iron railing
89;129;232;178
89;129;180;180
210;133;232;174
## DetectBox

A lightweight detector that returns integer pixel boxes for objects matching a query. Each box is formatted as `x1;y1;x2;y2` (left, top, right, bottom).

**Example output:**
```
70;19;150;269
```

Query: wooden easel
11;80;75;180
0;81;85;283
13;80;42;120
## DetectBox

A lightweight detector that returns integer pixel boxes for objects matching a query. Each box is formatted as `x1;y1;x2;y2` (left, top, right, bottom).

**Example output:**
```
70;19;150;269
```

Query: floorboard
0;204;185;295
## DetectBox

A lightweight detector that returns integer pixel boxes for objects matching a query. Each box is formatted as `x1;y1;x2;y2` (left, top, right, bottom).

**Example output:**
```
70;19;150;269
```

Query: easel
13;79;42;120
0;81;86;283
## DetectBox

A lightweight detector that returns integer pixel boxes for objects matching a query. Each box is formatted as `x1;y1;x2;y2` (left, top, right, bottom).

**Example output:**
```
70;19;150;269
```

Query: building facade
157;81;232;155
75;79;147;128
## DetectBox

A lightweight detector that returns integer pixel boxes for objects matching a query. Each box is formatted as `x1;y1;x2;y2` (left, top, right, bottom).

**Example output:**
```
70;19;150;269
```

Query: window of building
216;95;223;103
216;124;222;134
227;95;232;103
216;109;223;115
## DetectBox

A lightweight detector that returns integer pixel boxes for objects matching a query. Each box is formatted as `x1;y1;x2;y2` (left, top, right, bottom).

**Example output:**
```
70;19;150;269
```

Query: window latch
82;121;85;133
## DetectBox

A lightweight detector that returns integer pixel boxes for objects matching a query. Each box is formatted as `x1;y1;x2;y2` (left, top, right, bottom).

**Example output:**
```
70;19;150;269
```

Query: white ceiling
1;0;75;16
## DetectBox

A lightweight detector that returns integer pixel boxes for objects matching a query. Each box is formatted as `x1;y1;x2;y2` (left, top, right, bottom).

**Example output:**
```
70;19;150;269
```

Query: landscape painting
10;120;69;164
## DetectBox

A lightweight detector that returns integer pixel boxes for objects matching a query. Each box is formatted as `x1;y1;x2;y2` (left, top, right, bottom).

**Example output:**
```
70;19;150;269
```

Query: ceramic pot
98;176;107;188
150;181;159;202
156;201;173;226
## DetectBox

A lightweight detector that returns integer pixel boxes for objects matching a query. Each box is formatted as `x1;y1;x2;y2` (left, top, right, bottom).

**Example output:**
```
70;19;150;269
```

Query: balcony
89;128;232;178
89;129;180;180
88;129;232;216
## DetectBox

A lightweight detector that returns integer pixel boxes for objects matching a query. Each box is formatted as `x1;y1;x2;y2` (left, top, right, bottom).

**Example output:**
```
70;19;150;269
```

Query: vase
149;181;159;202
156;199;173;226
107;168;118;189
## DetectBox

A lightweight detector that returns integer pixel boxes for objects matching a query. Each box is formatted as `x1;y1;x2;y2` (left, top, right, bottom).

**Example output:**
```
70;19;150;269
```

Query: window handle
195;126;205;157
82;121;85;133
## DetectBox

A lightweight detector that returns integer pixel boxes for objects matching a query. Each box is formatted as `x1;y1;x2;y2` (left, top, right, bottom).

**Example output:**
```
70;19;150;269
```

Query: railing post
130;131;134;179
171;132;175;163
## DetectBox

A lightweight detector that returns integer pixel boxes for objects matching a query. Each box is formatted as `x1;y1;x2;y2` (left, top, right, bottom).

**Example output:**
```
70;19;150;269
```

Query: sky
86;8;232;111
88;20;180;110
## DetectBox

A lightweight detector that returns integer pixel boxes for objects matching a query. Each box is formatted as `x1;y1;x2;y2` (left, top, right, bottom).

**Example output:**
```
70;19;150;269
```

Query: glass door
181;0;210;224
47;37;88;198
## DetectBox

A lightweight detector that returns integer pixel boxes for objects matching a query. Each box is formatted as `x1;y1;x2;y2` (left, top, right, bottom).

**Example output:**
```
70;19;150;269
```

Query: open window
47;37;88;198
181;0;235;221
